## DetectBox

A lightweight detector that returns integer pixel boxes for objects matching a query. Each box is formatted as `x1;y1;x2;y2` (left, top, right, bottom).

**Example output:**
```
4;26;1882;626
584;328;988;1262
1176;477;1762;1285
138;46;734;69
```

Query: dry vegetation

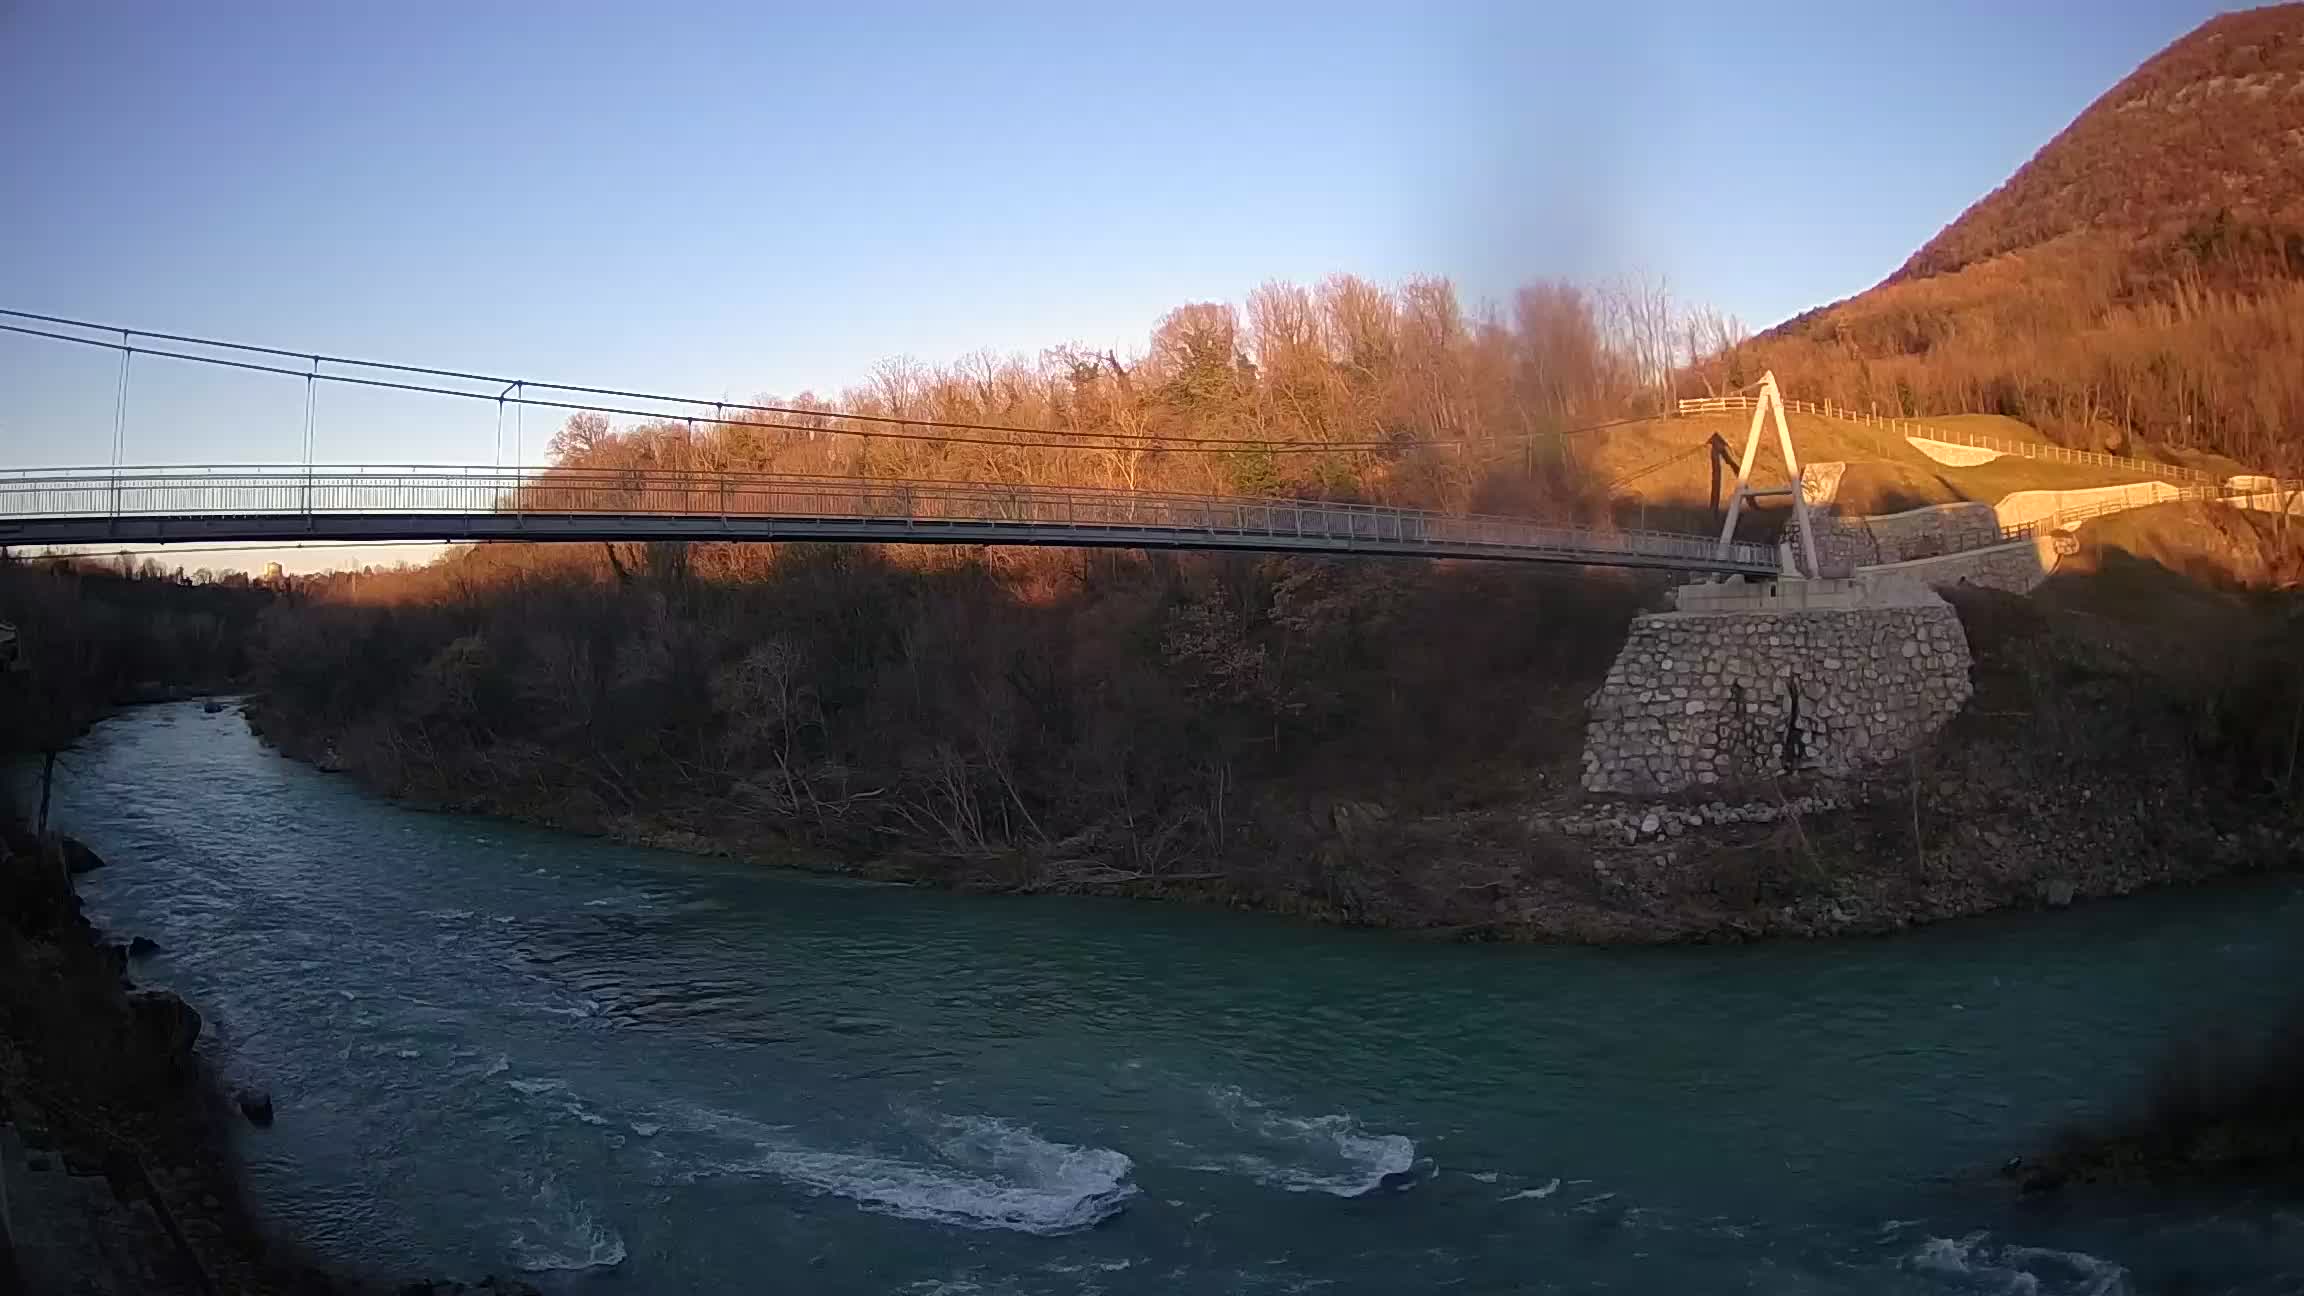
222;275;1803;910
1714;6;2304;469
1898;5;2304;283
516;274;1689;521
0;559;275;827
2017;999;2304;1193
2060;499;2304;594
1572;406;2167;534
252;541;1657;917
216;8;2304;925
238;494;2304;936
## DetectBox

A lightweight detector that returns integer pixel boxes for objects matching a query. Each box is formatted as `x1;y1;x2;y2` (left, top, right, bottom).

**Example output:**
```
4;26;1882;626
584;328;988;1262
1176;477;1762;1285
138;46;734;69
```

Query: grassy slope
1587;409;2200;529
2062;501;2304;597
1919;413;2054;445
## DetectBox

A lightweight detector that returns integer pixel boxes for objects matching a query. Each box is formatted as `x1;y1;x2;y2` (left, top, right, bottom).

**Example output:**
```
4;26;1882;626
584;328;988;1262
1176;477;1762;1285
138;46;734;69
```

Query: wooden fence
1673;395;2214;484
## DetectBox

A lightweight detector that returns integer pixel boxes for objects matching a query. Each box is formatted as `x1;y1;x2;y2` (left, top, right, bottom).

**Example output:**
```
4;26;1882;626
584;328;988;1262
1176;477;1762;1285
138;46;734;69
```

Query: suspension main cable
0;309;1657;456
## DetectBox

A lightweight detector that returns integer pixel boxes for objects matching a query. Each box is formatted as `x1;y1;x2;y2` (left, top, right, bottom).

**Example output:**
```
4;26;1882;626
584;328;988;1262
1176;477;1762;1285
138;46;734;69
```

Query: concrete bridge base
1580;578;1973;796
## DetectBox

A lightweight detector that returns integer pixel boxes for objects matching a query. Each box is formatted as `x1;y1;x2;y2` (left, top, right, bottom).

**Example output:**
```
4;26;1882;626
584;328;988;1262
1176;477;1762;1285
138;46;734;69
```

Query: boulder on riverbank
60;836;105;875
0;820;542;1295
122;988;202;1082
236;1087;275;1127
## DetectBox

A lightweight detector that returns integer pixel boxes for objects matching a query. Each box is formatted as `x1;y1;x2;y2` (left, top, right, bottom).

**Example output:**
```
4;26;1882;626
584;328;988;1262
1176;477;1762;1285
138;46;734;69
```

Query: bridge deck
0;467;1781;575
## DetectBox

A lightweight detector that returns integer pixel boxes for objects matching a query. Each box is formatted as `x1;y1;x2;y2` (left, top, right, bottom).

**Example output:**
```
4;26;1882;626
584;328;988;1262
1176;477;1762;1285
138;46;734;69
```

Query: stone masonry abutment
1580;581;1974;796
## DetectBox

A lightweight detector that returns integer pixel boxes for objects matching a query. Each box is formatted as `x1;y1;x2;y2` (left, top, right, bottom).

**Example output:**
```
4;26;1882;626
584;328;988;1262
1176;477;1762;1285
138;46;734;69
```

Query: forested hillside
524;274;1694;517
1722;5;2304;468
0;558;273;762
252;536;1653;923
236;272;1749;920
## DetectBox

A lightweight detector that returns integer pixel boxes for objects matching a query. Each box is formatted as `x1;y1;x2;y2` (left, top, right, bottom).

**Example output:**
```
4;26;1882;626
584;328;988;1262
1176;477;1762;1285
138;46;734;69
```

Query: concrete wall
2230;488;2304;515
1907;436;2004;467
1993;481;2183;530
1800;461;1847;507
1818;480;2189;576
1581;593;1974;796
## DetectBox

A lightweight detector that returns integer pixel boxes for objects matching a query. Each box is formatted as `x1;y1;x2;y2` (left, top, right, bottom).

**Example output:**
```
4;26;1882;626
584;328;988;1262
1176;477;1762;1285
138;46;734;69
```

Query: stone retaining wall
1813;501;2001;569
1862;536;2059;595
1581;596;1974;795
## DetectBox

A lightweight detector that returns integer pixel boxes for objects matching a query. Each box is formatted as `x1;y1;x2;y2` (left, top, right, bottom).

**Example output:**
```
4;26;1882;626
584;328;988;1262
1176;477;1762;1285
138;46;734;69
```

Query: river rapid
38;702;2304;1293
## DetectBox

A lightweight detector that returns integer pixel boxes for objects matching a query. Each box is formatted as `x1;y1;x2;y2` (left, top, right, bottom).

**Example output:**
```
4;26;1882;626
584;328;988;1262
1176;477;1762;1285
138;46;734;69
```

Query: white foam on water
1041;1257;1137;1275
672;1106;1136;1236
899;1277;1031;1296
1500;1178;1561;1202
2001;1246;2129;1296
1911;1236;1978;1276
506;1076;614;1128
1909;1233;2127;1296
506;1174;625;1273
1198;1086;1419;1197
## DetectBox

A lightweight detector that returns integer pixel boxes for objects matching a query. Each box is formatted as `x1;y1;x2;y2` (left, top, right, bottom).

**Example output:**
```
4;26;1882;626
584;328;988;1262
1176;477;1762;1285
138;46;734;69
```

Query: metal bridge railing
1992;483;2240;542
0;465;1780;572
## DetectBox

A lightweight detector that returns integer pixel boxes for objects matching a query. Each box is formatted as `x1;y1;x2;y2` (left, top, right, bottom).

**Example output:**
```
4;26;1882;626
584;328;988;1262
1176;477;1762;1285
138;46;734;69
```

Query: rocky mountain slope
1716;6;2304;468
1895;4;2304;282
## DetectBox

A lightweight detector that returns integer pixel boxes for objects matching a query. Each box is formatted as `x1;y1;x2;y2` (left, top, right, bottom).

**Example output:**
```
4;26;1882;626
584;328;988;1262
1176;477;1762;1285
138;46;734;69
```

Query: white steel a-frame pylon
1714;371;1822;578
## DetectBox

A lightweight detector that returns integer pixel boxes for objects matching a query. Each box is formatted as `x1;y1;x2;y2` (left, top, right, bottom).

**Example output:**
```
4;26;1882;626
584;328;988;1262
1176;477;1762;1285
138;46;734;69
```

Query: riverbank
47;698;2304;1293
2001;993;2304;1200
0;820;539;1295
241;570;2304;944
241;716;2304;945
232;520;2304;945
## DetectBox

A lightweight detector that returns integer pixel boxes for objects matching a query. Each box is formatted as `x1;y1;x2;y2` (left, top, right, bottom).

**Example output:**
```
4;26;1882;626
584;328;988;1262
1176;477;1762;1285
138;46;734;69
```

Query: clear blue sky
0;0;2239;566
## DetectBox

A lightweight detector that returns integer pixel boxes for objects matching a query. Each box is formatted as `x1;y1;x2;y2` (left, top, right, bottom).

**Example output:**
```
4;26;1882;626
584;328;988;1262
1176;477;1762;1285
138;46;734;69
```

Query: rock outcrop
235;1088;276;1128
0;821;539;1294
60;836;106;875
122;989;203;1080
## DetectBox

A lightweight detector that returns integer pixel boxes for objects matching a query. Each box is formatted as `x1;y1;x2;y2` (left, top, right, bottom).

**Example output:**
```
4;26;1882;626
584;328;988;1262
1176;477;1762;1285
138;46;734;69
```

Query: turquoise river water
39;701;2304;1293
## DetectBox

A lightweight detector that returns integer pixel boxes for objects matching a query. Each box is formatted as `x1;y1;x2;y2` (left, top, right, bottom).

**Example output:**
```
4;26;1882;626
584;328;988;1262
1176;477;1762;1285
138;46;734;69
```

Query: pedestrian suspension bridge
0;310;1808;576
